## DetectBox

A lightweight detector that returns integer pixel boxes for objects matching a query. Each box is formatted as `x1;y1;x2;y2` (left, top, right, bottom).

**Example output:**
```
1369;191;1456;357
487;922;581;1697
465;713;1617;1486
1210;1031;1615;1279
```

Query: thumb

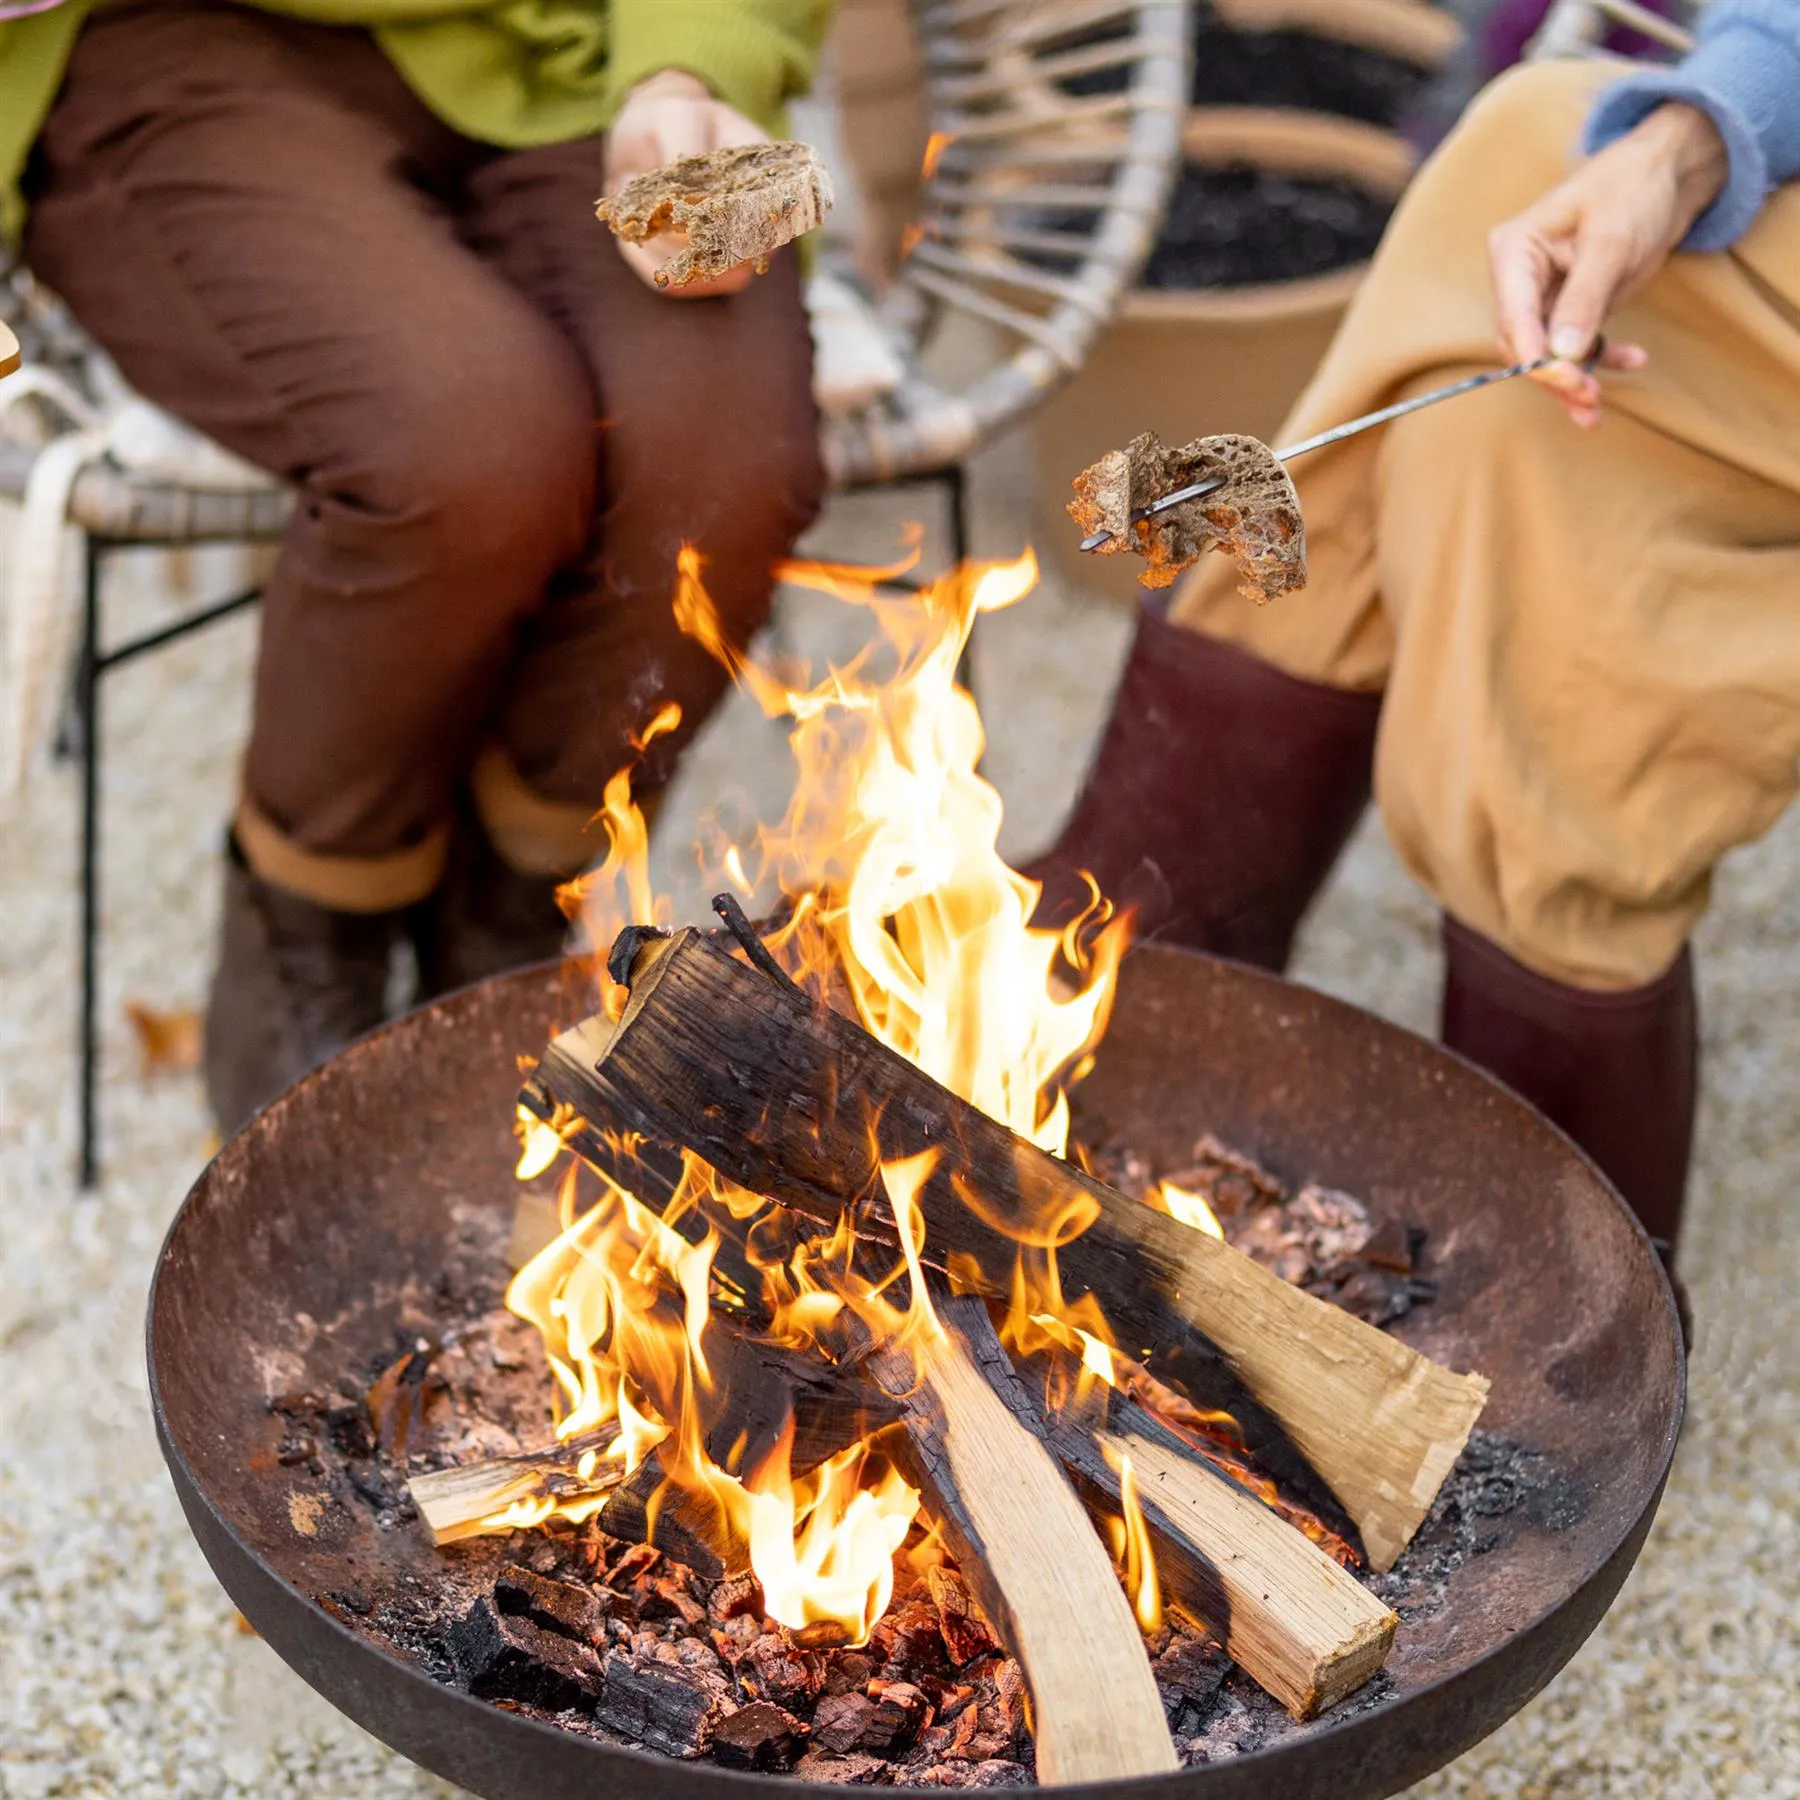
1545;228;1632;361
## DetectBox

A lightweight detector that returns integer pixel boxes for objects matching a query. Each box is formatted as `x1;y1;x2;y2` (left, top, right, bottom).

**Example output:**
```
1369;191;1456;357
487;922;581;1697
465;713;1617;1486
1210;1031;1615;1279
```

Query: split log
1045;1395;1397;1718
524;927;1488;1570
866;1295;1178;1784
411;1428;623;1546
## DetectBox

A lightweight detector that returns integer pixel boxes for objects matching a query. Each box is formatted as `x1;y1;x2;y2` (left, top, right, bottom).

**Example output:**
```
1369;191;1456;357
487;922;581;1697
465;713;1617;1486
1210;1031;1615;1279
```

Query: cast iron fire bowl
148;946;1684;1799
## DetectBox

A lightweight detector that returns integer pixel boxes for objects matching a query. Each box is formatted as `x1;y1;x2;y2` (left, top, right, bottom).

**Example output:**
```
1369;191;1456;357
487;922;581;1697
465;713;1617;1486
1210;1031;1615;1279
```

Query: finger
1488;221;1555;365
664;262;756;300
1546;227;1634;362
1599;338;1648;371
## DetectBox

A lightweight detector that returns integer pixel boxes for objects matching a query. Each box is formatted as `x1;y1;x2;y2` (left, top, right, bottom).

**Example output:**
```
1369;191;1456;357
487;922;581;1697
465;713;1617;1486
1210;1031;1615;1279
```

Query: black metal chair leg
77;536;101;1189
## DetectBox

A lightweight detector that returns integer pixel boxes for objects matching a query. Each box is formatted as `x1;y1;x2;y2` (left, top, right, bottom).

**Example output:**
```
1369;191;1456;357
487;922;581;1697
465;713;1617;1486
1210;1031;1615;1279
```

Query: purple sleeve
1581;0;1800;250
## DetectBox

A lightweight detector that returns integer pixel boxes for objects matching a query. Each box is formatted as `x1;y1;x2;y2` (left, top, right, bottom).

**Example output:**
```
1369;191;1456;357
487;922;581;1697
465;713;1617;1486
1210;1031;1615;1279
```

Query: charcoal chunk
1155;1633;1231;1734
812;1691;877;1753
863;1680;932;1756
596;1647;734;1758
712;1700;810;1772
925;1568;998;1667
494;1565;607;1647
794;1748;893;1784
448;1597;602;1713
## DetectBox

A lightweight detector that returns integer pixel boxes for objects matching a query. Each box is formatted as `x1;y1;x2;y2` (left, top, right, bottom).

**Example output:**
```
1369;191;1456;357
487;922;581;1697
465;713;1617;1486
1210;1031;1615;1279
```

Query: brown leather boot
203;835;399;1136
1440;915;1697;1268
1028;603;1383;969
410;809;570;1002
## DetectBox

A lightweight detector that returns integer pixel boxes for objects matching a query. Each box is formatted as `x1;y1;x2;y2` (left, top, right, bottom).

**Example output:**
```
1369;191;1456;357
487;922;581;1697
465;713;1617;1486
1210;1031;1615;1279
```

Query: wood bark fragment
866;1295;1178;1784
524;928;1488;1570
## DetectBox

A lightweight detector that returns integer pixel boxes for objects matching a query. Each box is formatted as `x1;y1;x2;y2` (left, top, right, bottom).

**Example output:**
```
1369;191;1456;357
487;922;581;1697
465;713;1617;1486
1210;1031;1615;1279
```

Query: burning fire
483;536;1229;1641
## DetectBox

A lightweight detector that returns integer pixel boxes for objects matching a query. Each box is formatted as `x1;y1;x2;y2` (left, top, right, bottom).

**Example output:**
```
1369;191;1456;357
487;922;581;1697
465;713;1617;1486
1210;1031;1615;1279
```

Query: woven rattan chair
1528;0;1697;58
0;0;1189;1185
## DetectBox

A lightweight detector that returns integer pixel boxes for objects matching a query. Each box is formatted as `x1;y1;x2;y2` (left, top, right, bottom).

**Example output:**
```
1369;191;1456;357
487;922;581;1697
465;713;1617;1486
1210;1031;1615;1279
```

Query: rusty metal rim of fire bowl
147;945;1684;1800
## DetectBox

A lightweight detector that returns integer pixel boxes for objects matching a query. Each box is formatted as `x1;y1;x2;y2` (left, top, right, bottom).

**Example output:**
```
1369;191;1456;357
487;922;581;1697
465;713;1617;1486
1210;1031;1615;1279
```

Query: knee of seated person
606;389;825;559
327;357;595;581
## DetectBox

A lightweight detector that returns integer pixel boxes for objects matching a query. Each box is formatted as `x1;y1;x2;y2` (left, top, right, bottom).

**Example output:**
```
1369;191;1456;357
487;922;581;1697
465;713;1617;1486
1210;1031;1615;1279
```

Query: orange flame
921;131;955;179
1104;1445;1165;1634
500;539;1146;1638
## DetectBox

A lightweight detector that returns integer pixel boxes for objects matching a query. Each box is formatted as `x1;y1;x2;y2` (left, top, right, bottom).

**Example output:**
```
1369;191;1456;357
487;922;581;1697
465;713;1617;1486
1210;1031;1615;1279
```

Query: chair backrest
1527;0;1697;59
824;0;1190;487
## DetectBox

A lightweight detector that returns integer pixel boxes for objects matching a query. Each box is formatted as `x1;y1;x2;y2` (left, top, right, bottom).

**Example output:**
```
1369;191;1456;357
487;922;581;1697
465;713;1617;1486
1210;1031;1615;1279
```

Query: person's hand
604;69;770;298
1487;101;1728;426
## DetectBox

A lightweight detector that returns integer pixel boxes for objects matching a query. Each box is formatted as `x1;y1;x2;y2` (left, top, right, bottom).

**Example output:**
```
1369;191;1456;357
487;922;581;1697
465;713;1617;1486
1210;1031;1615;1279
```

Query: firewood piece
1068;431;1307;600
530;928;1488;1570
596;1646;736;1758
712;1701;811;1772
409;1427;624;1547
866;1296;1178;1784
448;1596;603;1713
597;142;833;290
1047;1396;1396;1719
598;1454;739;1582
926;1566;1000;1666
525;933;1358;1558
493;1564;609;1648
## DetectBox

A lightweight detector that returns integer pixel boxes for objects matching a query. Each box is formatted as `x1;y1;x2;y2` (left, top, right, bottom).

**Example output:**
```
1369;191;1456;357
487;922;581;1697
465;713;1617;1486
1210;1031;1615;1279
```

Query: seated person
1034;2;1800;1271
0;0;831;1129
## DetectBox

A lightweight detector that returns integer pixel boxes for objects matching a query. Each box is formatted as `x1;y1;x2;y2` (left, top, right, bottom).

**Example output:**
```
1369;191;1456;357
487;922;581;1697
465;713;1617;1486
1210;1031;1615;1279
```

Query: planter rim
1122;260;1368;323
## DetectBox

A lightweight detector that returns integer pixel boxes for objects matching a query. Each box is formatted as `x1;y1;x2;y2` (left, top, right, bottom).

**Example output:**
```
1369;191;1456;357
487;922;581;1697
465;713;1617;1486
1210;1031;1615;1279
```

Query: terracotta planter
1033;3;1456;602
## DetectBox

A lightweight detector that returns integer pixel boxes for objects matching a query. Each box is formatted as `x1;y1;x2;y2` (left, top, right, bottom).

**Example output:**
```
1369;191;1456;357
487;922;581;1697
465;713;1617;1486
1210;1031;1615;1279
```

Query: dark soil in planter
1188;9;1434;126
1059;5;1435;128
1141;163;1395;289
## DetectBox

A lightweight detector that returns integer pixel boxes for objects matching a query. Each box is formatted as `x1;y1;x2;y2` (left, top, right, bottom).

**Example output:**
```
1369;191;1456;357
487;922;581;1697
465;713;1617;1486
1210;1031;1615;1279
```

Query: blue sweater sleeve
1581;0;1800;250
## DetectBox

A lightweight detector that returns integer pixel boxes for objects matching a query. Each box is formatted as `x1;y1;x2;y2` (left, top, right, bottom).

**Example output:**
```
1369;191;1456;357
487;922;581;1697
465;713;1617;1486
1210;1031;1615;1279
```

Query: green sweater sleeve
606;0;832;133
0;2;95;251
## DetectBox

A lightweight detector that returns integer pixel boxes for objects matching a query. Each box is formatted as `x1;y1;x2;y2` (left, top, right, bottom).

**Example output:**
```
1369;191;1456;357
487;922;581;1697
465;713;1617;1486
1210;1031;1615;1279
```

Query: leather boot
204;834;399;1136
410;808;570;1002
1028;603;1383;969
1440;914;1697;1268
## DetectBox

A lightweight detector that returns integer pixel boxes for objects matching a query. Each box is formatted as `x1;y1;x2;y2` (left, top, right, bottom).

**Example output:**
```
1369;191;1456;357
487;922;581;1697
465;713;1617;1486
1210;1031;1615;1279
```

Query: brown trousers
24;2;825;909
1174;60;1800;990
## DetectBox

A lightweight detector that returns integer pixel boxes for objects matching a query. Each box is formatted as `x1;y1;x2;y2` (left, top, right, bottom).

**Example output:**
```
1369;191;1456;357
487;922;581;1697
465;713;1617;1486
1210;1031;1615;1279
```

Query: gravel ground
2;451;1796;1799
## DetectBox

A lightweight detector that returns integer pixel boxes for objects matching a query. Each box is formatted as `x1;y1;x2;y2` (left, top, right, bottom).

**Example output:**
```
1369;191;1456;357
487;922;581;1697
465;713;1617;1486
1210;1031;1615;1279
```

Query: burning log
866;1295;1179;1784
408;1324;902;1548
1044;1395;1397;1719
410;1430;624;1546
524;926;1489;1571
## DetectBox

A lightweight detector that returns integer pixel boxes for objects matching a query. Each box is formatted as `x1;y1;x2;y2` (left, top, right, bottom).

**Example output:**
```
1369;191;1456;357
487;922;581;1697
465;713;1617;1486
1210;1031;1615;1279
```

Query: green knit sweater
0;0;831;249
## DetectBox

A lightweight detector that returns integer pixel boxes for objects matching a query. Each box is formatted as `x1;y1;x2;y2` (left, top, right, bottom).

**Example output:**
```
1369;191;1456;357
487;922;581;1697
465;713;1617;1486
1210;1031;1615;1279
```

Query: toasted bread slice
597;141;834;290
1069;432;1307;602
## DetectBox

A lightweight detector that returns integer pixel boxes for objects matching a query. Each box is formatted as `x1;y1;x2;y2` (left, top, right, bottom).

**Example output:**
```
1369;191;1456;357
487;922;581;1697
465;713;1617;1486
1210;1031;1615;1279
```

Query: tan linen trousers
1171;59;1800;991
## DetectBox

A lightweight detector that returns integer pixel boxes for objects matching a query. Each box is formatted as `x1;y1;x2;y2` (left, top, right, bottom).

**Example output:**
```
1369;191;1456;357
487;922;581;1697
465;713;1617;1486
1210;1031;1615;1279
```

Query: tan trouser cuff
470;743;608;878
234;793;448;913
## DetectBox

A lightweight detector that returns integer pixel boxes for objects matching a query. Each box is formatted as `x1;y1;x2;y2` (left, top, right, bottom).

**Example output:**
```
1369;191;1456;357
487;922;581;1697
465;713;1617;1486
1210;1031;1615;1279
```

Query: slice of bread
1068;431;1307;603
597;142;835;290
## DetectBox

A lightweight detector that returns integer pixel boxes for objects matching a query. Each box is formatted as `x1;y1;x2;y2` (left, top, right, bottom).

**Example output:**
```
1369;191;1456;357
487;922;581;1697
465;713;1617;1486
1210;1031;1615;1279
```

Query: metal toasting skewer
1077;349;1599;554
